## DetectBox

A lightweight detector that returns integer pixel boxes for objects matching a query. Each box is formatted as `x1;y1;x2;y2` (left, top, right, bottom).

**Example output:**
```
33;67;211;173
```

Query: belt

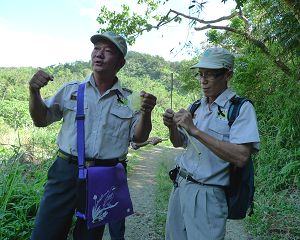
178;168;224;189
57;149;124;167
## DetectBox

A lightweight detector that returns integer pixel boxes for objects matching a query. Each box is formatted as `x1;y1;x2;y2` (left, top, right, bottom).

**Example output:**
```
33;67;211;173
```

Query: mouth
94;59;104;66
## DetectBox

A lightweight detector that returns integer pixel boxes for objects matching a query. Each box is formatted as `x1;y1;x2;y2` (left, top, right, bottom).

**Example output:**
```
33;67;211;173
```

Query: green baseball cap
90;31;127;57
191;47;234;70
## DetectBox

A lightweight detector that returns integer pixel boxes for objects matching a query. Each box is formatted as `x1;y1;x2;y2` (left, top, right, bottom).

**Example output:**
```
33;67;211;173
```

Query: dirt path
103;146;254;240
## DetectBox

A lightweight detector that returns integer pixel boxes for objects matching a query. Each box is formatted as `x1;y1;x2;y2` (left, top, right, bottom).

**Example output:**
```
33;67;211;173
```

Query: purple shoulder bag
75;83;133;229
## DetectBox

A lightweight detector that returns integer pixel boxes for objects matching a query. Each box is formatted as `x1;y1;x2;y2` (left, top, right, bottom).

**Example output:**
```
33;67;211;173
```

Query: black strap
227;96;252;128
189;99;201;118
178;169;224;189
189;96;252;128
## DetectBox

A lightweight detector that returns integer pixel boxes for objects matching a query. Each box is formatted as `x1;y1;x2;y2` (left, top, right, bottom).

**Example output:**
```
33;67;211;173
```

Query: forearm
190;127;251;167
134;141;149;147
29;88;48;127
133;112;152;143
169;125;184;147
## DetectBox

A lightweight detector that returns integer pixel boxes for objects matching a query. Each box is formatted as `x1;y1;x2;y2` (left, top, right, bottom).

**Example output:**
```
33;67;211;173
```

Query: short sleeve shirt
43;74;140;159
176;89;260;186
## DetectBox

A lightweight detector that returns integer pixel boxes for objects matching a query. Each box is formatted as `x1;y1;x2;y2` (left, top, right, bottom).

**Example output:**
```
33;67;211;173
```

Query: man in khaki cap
163;47;260;239
29;31;157;240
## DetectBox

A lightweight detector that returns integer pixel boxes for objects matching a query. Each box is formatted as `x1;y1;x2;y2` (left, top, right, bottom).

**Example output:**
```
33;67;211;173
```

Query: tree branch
138;6;292;76
169;9;239;25
195;25;291;75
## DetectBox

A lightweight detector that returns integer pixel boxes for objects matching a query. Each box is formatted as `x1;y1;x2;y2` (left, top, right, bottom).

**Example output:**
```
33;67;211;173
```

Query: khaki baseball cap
191;47;234;70
90;31;127;57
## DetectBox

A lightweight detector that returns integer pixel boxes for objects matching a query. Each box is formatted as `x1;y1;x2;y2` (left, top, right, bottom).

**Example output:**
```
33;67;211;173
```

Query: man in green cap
29;31;157;240
163;47;260;239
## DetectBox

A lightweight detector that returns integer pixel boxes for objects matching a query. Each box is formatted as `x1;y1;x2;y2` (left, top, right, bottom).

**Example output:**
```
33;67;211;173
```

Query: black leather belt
57;149;123;167
178;168;224;189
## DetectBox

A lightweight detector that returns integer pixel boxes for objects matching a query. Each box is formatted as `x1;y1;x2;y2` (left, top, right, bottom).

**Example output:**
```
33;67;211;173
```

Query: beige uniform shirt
176;88;260;186
44;74;140;159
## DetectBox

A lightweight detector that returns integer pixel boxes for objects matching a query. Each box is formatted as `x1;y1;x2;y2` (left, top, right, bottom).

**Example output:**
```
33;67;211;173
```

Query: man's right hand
29;70;53;92
163;109;176;128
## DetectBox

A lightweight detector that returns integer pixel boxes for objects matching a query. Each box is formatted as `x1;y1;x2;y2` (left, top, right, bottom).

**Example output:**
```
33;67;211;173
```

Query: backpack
189;96;255;220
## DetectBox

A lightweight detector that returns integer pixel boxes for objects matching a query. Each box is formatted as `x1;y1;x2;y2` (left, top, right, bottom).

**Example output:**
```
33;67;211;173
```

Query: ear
116;58;126;72
226;70;233;81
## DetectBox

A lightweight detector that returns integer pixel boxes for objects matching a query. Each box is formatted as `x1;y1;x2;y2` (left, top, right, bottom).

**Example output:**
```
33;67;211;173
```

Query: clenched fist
163;109;176;128
29;70;53;92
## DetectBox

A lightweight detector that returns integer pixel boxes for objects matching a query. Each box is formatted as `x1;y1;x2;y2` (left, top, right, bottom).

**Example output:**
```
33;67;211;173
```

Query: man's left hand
174;109;196;134
140;91;157;114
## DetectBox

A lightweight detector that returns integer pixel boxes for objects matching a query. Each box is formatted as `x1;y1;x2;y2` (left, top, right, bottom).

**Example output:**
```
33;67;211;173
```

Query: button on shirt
43;75;140;159
176;89;260;186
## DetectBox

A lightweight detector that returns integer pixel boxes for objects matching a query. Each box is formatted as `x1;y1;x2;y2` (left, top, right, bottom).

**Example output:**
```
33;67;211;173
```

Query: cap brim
90;34;105;44
190;60;230;69
190;62;225;69
90;34;124;57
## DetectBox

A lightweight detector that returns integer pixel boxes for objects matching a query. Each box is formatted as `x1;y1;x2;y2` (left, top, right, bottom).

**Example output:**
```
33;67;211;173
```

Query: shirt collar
214;88;236;108
201;88;236;108
86;74;124;97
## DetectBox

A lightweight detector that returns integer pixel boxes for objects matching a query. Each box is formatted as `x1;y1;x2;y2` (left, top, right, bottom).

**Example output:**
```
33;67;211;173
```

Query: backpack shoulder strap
227;95;252;128
189;99;201;117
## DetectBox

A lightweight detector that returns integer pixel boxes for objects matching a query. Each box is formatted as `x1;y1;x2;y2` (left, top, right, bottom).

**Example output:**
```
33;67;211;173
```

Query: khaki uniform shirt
176;88;260;186
44;74;140;159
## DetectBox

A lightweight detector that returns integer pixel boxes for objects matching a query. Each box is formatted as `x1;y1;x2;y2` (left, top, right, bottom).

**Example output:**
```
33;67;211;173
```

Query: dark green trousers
31;157;104;240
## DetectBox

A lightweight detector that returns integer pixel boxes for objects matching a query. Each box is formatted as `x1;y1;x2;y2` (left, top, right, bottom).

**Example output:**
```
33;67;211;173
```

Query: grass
153;161;173;238
0;150;51;240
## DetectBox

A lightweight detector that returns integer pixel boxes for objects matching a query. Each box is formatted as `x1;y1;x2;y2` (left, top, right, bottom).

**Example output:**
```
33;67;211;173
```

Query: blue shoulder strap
76;83;86;179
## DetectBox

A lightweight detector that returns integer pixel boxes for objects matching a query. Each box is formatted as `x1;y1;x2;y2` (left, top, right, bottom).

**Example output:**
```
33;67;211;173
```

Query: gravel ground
102;146;255;240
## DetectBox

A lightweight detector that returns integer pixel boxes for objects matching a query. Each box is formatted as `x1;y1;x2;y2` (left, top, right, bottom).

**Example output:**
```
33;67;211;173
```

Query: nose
199;76;208;85
95;49;104;58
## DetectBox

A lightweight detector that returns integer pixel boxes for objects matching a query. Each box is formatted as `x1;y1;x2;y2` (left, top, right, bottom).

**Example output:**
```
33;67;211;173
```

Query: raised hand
163;109;176;128
173;109;195;133
140;91;157;114
29;70;54;92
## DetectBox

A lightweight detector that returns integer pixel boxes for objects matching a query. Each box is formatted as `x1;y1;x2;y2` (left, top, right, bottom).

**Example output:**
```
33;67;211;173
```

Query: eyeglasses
195;70;227;80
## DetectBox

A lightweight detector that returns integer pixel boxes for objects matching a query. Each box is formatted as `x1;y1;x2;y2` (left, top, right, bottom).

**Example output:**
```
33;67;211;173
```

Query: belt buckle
85;161;95;168
179;168;188;180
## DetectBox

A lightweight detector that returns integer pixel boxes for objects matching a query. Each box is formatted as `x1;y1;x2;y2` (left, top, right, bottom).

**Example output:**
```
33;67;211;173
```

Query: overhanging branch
139;6;292;76
195;25;291;75
169;9;239;24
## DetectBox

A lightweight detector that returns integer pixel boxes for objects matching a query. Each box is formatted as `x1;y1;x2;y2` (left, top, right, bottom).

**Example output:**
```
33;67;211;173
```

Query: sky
0;0;236;67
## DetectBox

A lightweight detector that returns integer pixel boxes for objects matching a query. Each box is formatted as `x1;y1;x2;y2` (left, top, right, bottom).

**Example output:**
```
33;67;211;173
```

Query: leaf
127;92;142;111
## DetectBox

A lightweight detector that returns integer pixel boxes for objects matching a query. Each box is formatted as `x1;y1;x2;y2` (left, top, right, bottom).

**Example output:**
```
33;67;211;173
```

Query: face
198;68;231;103
91;39;125;74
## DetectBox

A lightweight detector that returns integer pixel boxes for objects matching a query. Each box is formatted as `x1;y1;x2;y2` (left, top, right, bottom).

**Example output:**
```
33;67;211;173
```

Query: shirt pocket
208;121;230;141
109;107;133;139
63;100;88;123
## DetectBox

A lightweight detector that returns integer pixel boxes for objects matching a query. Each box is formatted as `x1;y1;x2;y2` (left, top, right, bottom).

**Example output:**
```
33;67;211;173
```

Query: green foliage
175;58;200;96
0;100;31;129
229;47;300;239
246;0;300;60
0;67;36;101
154;161;173;237
119;74;191;138
97;5;149;45
0;151;51;240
